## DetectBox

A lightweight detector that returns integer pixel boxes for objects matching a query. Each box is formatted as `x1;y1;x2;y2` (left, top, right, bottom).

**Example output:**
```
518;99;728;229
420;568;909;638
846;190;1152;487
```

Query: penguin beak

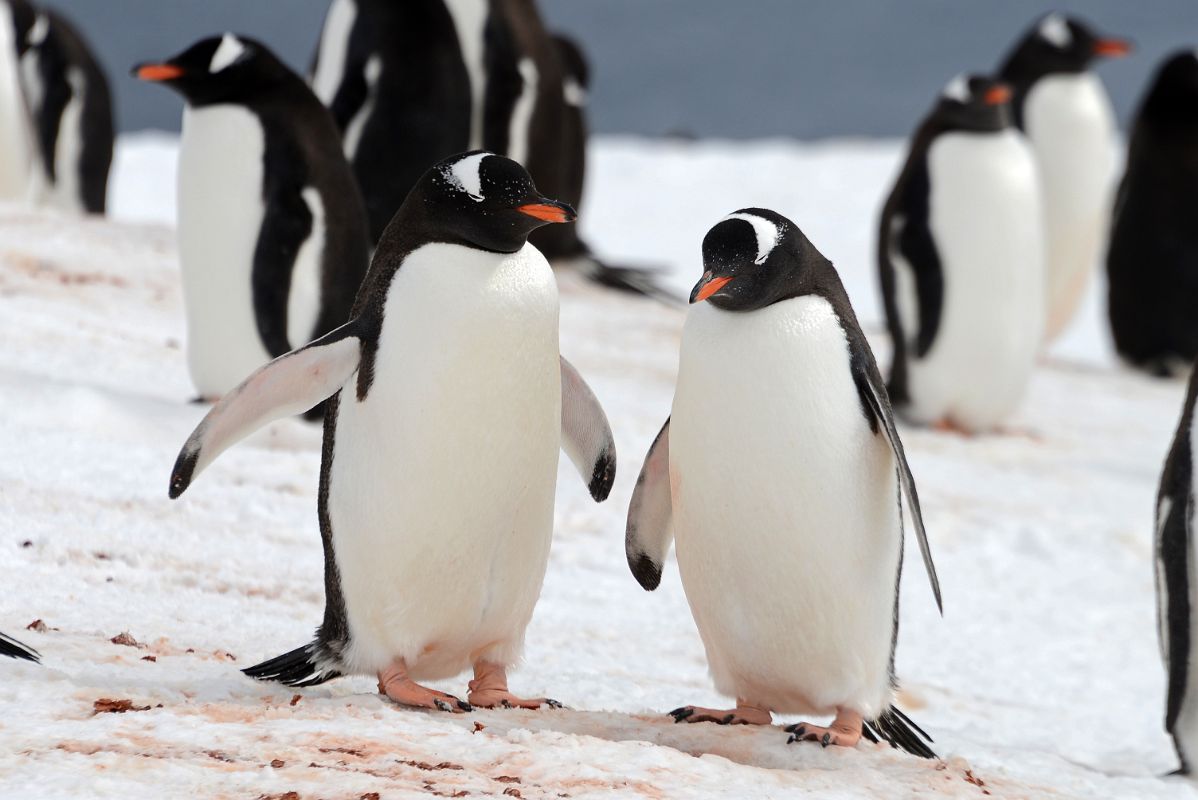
690;272;733;304
133;62;185;81
516;199;576;224
983;84;1011;106
1092;38;1131;58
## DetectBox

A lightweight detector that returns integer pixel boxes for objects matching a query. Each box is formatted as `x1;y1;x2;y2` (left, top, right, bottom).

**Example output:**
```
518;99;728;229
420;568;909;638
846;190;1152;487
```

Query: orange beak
983;85;1011;106
134;63;185;81
691;275;732;303
1092;38;1131;58
516;201;576;223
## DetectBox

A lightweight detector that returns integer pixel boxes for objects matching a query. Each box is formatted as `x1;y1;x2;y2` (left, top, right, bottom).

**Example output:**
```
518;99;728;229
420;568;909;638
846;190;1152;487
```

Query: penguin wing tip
628;552;662;591
588;451;616;503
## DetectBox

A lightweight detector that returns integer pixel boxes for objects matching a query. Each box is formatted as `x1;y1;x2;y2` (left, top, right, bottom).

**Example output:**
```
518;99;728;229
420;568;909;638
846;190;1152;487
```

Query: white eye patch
941;73;970;103
724;212;782;265
1039;14;1071;48
444;151;488;202
209;33;247;73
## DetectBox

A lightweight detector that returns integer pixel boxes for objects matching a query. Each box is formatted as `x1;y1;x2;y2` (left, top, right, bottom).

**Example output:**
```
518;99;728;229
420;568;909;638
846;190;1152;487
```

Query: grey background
50;0;1197;138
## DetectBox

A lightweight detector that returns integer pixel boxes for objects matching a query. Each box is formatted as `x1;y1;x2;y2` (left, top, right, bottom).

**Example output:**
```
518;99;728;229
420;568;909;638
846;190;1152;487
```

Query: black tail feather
0;631;40;663
242;642;340;687
864;706;937;759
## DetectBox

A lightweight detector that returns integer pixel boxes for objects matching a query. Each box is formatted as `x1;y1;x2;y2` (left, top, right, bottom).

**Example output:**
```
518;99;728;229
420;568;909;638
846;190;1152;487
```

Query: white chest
1024;73;1117;200
311;0;356;105
443;0;488;149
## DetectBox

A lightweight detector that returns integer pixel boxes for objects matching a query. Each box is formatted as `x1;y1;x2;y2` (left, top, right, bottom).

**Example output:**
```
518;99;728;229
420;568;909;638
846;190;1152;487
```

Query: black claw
501;698;513;709
786;734;797;744
821;733;831;748
669;707;694;722
457;700;473;712
718;714;735;725
792;725;807;739
434;699;452;713
544;698;563;709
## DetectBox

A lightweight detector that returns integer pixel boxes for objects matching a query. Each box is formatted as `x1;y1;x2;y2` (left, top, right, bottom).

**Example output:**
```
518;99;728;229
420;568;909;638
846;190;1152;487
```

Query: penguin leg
377;659;472;713
668;700;772;726
784;707;864;748
466;661;563;710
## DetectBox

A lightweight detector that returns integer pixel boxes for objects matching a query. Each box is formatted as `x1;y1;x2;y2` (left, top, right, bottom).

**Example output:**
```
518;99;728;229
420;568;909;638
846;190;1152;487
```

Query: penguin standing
19;6;114;214
1156;362;1198;773
997;13;1129;343
169;152;616;711
0;631;38;662
626;209;940;756
1107;51;1198;377
0;0;36;201
133;35;370;404
878;74;1044;433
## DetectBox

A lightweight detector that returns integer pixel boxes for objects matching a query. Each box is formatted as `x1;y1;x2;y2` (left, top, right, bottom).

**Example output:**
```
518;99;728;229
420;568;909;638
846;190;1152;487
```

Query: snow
0;132;1193;799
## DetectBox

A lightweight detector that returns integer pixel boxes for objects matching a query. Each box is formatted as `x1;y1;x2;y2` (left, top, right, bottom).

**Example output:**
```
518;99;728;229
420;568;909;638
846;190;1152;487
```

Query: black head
928;73;1013;132
131;34;292;106
400;151;576;253
690;209;832;312
1000;13;1130;81
1140;50;1198;133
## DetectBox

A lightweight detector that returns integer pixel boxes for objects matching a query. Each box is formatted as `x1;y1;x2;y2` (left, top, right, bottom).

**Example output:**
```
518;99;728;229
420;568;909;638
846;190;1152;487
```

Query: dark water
52;0;1197;138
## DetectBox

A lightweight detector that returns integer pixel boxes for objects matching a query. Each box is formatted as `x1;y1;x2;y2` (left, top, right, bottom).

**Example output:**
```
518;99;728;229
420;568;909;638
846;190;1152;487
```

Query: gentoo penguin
997;13;1129;343
168;152;616;712
626;209;940;756
0;0;36;201
133;35;370;406
1156;362;1198;772
19;6;114;214
878;74;1044;434
0;631;38;662
1107;51;1198;377
308;0;664;298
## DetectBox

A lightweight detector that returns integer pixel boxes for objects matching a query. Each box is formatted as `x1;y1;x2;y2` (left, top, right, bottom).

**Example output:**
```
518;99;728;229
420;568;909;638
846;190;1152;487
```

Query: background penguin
1155;361;1198;773
167;152;616;713
1107;51;1198;377
308;0;664;298
18;5;114;214
0;631;38;662
0;0;36;201
133;34;370;408
878;74;1044;434
626;208;940;756
996;13;1129;344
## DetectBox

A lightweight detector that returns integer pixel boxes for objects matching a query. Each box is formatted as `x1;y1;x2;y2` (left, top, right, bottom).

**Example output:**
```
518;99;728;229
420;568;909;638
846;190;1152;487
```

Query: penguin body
1107;51;1198;376
169;153;615;708
627;209;939;756
134;35;370;402
0;0;35;201
1157;362;1198;772
880;75;1044;432
997;13;1128;343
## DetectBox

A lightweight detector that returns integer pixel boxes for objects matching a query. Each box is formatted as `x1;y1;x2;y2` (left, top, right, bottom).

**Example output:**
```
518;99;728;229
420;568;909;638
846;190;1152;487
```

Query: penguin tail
862;705;937;759
0;631;40;663
242;642;341;687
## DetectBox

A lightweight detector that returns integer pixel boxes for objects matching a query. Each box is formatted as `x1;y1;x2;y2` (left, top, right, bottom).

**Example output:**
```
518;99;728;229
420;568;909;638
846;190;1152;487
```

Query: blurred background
49;0;1196;138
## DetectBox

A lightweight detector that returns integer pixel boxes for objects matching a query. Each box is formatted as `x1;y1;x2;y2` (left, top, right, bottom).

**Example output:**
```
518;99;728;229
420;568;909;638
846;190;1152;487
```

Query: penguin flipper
169;320;363;499
0;631;40;662
625;418;672;591
849;344;943;613
559;356;616;502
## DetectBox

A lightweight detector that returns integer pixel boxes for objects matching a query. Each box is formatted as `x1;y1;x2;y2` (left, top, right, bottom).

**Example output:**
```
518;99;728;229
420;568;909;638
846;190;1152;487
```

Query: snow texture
0;132;1193;798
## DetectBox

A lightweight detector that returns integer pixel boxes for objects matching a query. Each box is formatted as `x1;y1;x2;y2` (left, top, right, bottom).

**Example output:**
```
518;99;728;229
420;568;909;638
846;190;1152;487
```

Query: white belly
1178;408;1198;767
329;242;561;679
444;0;488;150
310;0;356;105
41;68;85;213
0;7;33;201
177;104;271;396
903;130;1045;432
1024;73;1118;341
670;297;900;717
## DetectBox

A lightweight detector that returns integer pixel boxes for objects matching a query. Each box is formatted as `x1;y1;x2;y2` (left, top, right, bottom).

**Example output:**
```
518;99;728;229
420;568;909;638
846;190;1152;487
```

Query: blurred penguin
1107;51;1198;377
0;0;36;200
997;13;1129;344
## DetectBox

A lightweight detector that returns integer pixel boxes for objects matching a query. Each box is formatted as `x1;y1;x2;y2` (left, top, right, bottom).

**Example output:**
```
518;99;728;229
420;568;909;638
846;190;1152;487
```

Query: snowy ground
0;134;1193;799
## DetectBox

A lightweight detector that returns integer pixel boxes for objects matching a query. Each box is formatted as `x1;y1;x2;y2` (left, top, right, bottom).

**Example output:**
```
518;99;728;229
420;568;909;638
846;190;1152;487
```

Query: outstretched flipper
849;340;943;612
0;631;39;663
169;320;363;499
625;418;672;590
559;356;616;502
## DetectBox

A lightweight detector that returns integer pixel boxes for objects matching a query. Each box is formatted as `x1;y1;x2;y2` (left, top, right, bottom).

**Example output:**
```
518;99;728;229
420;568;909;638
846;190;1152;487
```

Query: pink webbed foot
467;661;562;710
785;707;864;748
377;660;472;713
669;700;772;726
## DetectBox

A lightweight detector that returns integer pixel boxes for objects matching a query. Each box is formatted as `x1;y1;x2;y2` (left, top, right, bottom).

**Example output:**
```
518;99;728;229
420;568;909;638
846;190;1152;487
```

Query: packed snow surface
0;133;1193;798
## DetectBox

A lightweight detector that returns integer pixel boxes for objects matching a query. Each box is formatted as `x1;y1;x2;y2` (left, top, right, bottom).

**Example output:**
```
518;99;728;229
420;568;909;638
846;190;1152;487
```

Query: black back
1107;51;1198;376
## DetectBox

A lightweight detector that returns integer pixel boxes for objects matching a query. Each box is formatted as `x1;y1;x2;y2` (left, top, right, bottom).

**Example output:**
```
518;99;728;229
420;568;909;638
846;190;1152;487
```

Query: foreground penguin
997;13;1129;343
879;75;1044;433
134;35;370;403
1107;51;1198;377
627;209;940;756
1156;362;1198;772
169;152;615;711
0;631;38;662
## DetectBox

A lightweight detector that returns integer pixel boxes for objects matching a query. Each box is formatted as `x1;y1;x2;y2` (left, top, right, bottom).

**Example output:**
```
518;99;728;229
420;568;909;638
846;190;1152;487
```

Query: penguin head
931;73;1013;131
409;151;576;254
1004;14;1130;78
690;209;830;312
132;34;289;106
1141;50;1198;132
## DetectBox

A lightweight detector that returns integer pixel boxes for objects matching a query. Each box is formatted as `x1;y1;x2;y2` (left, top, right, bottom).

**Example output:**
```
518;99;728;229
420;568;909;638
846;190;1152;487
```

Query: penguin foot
377;660;471;713
785;707;863;748
467;661;560;710
668;700;772;726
